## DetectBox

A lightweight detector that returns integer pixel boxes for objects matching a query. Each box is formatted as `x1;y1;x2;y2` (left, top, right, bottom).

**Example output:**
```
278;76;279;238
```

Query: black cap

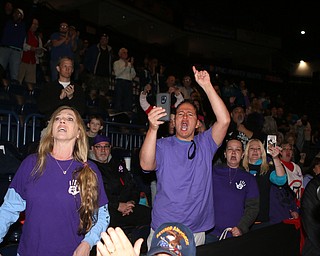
230;104;246;112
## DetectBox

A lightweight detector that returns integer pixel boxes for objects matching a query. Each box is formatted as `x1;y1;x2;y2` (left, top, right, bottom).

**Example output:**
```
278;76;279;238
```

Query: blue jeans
0;46;22;81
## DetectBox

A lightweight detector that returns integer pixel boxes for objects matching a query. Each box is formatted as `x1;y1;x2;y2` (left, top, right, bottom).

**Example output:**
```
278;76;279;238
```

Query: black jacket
92;158;140;211
38;80;85;120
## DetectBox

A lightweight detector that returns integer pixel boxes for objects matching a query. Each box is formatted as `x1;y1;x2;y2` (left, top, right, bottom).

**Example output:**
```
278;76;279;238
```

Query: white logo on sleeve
68;179;80;196
236;180;246;190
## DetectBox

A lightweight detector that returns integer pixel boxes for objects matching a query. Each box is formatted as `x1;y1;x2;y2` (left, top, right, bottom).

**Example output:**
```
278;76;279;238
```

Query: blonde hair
242;139;269;175
33;106;99;234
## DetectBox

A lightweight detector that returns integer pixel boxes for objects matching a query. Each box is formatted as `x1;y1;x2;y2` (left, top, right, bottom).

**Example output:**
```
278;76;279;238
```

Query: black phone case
156;93;171;122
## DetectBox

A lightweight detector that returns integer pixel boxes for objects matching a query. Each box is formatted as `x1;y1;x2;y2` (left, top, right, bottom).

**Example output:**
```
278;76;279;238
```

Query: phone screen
267;135;277;154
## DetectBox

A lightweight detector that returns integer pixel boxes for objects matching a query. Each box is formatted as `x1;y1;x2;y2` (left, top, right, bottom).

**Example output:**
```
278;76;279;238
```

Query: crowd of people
0;1;320;256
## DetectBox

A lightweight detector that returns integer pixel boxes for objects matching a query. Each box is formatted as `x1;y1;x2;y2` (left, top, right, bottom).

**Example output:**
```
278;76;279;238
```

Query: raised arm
139;107;166;171
192;66;230;145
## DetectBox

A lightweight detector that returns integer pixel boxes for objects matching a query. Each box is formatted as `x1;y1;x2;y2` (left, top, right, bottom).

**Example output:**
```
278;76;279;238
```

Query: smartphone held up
156;93;171;122
267;135;277;154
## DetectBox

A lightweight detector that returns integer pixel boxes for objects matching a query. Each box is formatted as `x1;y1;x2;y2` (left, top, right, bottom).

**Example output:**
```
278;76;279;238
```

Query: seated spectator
90;135;151;249
206;139;259;243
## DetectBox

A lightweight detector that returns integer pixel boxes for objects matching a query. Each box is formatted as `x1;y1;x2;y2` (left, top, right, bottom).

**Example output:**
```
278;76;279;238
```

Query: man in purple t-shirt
140;66;230;247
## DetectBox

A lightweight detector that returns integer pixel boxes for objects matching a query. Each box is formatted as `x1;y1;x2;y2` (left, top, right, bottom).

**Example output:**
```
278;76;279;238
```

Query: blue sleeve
82;204;110;248
269;170;287;186
0;188;26;243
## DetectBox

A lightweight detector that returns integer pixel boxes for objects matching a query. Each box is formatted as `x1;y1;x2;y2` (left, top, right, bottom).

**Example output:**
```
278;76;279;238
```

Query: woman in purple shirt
0;106;109;256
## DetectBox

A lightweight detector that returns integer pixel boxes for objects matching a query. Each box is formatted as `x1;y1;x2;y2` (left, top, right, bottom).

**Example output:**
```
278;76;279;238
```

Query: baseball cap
230;104;246;112
93;135;111;145
147;222;196;256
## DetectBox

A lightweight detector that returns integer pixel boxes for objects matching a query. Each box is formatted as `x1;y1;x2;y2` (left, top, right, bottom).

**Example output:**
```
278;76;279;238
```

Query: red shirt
21;30;39;64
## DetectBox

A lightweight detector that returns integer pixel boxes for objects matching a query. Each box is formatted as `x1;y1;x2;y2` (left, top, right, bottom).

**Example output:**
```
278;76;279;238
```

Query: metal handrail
23;113;45;146
0;110;20;148
1;111;147;150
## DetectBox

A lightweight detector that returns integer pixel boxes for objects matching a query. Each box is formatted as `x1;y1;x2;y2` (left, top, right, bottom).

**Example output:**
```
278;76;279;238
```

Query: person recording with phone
140;80;184;138
113;47;136;112
139;66;230;247
38;56;85;121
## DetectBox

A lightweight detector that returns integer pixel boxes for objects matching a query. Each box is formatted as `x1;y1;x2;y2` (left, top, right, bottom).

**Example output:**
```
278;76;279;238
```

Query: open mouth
181;122;188;131
58;127;67;132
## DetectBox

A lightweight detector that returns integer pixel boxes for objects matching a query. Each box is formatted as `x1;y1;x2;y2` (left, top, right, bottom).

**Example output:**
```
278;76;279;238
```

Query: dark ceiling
45;0;319;62
173;1;320;62
19;0;320;64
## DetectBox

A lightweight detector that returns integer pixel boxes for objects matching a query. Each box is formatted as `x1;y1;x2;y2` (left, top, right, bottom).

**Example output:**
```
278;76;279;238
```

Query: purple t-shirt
212;165;259;237
153;128;217;232
9;153;108;256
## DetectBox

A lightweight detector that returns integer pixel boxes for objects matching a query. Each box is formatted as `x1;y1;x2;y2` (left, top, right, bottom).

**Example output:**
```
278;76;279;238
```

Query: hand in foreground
96;227;143;256
73;241;90;256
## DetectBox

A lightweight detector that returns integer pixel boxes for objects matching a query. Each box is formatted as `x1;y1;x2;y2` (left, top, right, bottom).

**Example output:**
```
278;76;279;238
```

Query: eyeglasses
94;145;111;150
60;25;68;28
